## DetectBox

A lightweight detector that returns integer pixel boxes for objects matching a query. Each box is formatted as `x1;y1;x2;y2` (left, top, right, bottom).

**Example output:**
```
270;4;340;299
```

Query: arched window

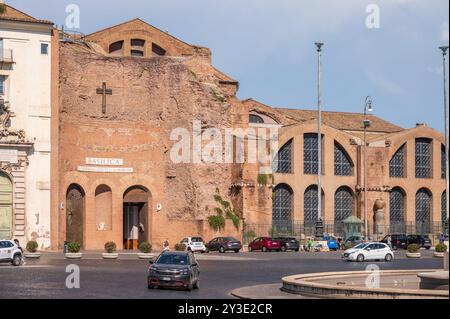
304;185;323;229
334;142;353;176
442;191;447;223
131;39;145;47
272;184;293;232
334;187;353;236
274;139;292;173
442;145;446;179
390;144;406;178
415;138;432;178
109;40;124;54
152;43;166;56
249;114;264;124
416;188;432;234
304;133;321;174
390;187;406;233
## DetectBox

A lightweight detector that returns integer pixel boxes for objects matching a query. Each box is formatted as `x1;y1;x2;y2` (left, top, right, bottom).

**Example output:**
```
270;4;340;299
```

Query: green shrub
67;242;81;253
26;241;39;253
174;243;186;251
435;243;448;253
104;241;117;253
139;242;152;254
227;212;241;229
407;243;420;253
208;214;226;231
344;243;353;250
244;230;256;242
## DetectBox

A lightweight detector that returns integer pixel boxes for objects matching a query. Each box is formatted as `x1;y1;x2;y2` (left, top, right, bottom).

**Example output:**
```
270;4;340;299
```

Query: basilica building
1;3;447;250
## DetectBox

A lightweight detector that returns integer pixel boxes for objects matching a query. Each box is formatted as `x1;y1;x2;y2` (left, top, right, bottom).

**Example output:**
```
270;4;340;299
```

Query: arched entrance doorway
123;186;150;250
66;184;85;247
0;171;13;240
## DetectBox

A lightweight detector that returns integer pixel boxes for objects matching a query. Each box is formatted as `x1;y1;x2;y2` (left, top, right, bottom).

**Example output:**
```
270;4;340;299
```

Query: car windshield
353;243;369;249
191;237;203;242
223;237;238;242
156;254;188;265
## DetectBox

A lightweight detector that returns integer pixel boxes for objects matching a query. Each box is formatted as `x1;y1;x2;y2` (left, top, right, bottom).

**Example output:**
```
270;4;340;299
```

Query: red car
248;237;281;252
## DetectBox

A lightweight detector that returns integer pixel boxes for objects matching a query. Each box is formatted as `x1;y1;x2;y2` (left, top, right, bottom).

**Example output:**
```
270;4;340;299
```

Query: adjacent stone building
0;4;56;249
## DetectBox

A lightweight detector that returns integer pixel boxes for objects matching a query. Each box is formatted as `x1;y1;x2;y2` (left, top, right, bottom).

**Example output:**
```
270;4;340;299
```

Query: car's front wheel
262;247;267;253
248;246;253;252
281;246;287;252
12;254;22;266
234;249;239;253
356;254;365;262
219;246;225;254
385;254;393;262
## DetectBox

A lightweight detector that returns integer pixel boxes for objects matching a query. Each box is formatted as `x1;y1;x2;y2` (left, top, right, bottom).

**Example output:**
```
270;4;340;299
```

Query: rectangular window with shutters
0;75;5;95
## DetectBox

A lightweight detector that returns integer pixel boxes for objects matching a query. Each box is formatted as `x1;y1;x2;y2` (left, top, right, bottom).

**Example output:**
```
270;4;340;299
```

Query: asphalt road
0;250;443;299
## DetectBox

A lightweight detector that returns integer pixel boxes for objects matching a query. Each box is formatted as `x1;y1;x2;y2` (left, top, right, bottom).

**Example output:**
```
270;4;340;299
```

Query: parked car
380;234;408;250
205;237;242;253
180;237;206;253
342;242;394;262
344;235;364;247
274;237;300;252
248;237;281;252
0;240;23;266
147;251;200;290
407;235;432;250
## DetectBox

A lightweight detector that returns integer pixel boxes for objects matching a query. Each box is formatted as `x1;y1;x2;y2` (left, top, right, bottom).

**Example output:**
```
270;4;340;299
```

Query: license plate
162;277;171;281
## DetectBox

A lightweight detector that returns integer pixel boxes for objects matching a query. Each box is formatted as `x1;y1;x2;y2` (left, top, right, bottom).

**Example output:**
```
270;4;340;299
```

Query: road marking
0;265;54;269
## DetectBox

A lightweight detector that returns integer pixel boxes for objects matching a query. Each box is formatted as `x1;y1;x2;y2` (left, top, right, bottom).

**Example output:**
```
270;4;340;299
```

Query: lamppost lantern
315;42;324;52
439;46;449;56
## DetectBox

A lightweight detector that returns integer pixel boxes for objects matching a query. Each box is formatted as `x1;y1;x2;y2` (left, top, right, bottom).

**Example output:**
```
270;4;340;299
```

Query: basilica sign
86;157;123;166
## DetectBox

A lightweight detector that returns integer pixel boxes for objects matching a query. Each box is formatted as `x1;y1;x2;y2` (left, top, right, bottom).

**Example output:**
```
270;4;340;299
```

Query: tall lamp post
315;42;324;240
363;96;373;241
439;46;449;240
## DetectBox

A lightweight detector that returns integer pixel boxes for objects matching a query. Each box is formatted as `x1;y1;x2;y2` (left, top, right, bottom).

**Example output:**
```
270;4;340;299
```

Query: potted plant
174;243;186;251
434;243;448;258
65;242;82;259
406;243;421;258
24;240;41;259
102;241;118;259
137;242;154;259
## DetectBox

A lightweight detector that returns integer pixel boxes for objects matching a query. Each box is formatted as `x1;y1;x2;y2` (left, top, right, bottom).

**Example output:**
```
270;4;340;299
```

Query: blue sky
8;0;449;132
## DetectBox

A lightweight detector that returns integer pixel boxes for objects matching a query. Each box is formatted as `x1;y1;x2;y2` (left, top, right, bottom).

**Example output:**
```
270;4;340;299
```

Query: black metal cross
96;82;112;114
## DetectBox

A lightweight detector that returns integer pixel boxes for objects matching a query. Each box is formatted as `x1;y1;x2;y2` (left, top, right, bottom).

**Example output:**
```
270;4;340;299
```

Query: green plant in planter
139;242;152;254
26;241;39;253
174;243;186;251
67;242;81;253
435;243;448;253
407;243;420;253
104;241;117;253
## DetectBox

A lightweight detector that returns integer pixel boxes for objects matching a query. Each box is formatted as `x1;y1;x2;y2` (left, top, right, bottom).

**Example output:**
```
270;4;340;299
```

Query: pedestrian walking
439;233;445;244
13;239;26;265
387;235;392;249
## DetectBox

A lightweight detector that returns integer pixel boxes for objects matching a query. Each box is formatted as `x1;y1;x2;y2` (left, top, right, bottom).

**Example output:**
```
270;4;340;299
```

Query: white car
0;240;23;266
342;242;394;262
180;237;206;253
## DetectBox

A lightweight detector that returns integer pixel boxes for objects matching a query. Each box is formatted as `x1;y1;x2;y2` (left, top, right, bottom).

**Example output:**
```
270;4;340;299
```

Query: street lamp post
315;42;324;240
439;46;449;239
363;96;373;241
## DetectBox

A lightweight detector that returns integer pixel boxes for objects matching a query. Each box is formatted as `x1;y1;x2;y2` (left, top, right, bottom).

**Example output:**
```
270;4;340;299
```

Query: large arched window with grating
415;188;432;234
442;145;446;179
442;191;447;223
274;140;292;173
415;138;432;178
272;184;293;232
304;133;320;174
304;185;323;229
249;114;264;124
390;187;406;233
390;144;406;178
334;187;353;236
334;143;353;176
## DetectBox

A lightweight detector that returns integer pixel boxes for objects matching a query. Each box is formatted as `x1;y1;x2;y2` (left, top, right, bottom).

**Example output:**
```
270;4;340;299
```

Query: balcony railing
0;49;14;63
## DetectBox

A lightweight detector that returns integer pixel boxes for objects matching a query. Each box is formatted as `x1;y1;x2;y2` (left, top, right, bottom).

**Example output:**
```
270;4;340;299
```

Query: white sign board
86;157;124;166
77;166;133;173
0;149;18;163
